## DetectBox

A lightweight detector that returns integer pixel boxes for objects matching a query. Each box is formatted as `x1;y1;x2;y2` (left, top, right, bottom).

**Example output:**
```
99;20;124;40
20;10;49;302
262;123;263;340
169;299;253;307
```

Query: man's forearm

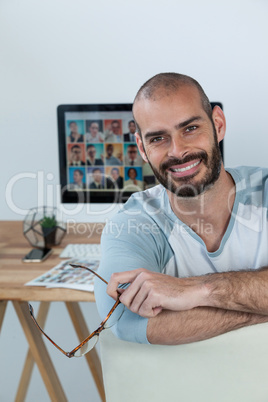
108;267;268;319
147;306;268;345
203;267;268;314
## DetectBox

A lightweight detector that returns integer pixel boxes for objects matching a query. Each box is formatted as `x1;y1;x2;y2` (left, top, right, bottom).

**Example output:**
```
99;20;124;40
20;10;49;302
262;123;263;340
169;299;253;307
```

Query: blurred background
1;0;268;400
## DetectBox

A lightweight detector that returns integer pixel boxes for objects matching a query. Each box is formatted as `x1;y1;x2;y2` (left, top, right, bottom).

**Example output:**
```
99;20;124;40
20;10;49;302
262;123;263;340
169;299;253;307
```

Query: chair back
100;323;268;402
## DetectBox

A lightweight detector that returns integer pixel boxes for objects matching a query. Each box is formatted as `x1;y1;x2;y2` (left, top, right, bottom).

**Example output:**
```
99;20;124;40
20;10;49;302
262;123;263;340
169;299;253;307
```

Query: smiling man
94;73;268;345
134;80;224;200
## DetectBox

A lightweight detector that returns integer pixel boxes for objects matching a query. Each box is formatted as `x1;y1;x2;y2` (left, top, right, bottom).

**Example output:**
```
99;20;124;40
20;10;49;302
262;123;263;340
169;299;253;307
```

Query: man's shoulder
102;185;176;252
122;184;166;211
228;165;268;207
227;166;268;186
105;185;166;224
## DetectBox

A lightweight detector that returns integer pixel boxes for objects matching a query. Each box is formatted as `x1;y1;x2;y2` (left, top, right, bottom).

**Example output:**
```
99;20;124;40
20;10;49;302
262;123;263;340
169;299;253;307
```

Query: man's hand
107;268;208;318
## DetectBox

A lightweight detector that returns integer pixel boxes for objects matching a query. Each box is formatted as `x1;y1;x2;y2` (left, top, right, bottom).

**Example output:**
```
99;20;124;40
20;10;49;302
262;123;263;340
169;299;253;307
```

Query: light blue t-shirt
94;166;268;344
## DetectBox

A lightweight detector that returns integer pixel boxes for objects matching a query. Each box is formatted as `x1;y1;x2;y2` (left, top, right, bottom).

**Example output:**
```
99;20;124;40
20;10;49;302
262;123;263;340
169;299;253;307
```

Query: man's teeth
171;160;200;172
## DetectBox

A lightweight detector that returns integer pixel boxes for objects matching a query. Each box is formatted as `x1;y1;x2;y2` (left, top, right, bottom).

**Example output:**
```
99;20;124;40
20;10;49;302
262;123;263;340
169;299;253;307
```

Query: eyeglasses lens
104;303;125;329
73;335;99;357
73;303;125;357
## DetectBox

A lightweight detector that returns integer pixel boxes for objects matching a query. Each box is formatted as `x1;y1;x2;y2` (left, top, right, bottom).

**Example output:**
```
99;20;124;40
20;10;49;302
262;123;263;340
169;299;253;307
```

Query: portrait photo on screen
66;120;85;143
105;166;124;190
85;120;104;143
124;166;143;192
104;143;123;166
103;119;123;143
67;144;86;166
68;167;86;190
123;143;143;166
87;167;105;190
86;143;104;166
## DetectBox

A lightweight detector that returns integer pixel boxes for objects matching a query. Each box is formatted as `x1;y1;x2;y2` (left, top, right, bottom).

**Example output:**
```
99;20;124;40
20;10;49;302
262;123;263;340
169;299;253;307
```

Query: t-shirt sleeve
94;213;168;344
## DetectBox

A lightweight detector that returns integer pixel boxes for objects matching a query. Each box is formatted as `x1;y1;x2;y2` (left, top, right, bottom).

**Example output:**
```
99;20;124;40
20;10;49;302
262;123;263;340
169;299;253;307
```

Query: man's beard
145;131;222;198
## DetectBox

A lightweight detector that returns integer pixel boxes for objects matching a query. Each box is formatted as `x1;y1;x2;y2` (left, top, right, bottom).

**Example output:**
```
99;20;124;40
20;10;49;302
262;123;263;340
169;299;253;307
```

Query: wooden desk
0;220;106;402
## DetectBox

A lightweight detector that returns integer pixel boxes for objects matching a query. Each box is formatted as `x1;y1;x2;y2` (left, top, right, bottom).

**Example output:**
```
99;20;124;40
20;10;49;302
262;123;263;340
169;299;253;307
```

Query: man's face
111;122;120;135
111;169;119;180
134;86;223;197
128;146;138;161
90;123;99;136
106;145;114;157
73;170;83;184
129;121;136;134
70;122;78;133
71;147;82;161
93;169;102;183
87;146;96;158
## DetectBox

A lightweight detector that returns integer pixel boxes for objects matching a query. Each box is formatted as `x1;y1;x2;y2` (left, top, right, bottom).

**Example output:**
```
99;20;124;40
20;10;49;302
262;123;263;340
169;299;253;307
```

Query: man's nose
167;136;189;159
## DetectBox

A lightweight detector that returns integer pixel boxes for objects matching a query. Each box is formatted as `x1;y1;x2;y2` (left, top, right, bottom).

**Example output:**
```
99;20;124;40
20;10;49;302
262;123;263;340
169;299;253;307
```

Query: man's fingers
107;268;146;299
119;280;147;312
119;276;164;318
116;287;125;295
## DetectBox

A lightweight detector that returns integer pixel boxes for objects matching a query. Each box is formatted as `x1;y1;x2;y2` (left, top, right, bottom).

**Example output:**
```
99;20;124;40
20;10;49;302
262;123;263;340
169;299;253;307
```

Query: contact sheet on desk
25;259;100;292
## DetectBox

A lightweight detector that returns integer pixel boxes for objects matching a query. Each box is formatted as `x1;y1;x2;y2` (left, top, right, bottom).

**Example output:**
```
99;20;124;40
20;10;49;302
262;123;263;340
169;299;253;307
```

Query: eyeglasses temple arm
69;263;108;284
28;303;68;357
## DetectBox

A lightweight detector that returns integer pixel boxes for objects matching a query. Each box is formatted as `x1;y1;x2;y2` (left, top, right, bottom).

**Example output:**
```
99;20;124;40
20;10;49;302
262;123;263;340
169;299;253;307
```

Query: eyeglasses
28;264;126;358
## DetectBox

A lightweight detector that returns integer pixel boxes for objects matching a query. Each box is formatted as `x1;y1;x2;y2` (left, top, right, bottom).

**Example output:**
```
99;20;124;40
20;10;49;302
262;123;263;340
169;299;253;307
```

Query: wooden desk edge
0;288;96;302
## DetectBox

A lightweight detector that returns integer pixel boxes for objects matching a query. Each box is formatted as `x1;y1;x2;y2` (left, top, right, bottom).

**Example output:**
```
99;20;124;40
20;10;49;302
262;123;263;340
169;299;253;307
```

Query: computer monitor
57;102;224;204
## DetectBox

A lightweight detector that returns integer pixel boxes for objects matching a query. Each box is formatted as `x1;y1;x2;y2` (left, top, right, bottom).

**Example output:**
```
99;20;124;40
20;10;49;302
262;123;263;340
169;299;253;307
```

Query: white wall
1;0;268;222
1;1;268;401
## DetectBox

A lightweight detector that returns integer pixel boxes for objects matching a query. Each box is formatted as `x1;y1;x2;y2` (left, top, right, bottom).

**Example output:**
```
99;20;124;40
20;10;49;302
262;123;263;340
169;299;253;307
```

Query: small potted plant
40;215;57;248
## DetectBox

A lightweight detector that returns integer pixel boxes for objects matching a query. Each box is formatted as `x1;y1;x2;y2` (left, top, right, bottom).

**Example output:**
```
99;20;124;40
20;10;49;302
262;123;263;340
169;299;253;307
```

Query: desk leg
0;300;7;331
13;301;67;402
65;302;106;402
15;302;50;402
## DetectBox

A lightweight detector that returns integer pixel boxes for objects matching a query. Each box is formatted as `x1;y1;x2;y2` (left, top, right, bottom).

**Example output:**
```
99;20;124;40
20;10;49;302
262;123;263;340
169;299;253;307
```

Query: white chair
100;323;268;402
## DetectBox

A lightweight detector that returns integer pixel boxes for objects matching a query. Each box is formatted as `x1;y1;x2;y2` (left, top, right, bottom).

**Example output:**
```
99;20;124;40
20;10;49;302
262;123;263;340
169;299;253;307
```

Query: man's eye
150;136;164;143
185;125;197;133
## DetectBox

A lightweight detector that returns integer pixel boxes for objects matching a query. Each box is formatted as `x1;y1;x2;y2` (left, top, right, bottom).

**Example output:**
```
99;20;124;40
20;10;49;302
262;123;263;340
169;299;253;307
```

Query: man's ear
212;106;226;143
135;132;149;163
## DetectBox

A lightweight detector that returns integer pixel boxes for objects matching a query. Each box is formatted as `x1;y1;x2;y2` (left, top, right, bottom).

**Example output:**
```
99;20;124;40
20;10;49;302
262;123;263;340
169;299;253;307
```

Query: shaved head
133;73;212;136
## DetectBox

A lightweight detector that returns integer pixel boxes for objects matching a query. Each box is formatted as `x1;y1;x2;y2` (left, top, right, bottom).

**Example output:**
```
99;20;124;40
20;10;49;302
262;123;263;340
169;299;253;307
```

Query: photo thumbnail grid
65;118;156;193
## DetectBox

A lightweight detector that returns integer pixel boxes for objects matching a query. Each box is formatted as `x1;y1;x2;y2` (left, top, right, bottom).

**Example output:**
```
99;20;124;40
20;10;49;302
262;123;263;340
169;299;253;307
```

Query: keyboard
59;244;101;259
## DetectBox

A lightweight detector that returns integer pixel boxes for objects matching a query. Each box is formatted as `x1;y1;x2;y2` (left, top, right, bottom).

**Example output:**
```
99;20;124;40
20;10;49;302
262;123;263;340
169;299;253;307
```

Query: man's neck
167;168;236;252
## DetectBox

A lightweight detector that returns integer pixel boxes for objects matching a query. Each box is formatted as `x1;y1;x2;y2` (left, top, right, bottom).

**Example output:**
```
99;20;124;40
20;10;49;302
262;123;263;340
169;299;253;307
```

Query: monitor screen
57;102;223;204
57;103;157;204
